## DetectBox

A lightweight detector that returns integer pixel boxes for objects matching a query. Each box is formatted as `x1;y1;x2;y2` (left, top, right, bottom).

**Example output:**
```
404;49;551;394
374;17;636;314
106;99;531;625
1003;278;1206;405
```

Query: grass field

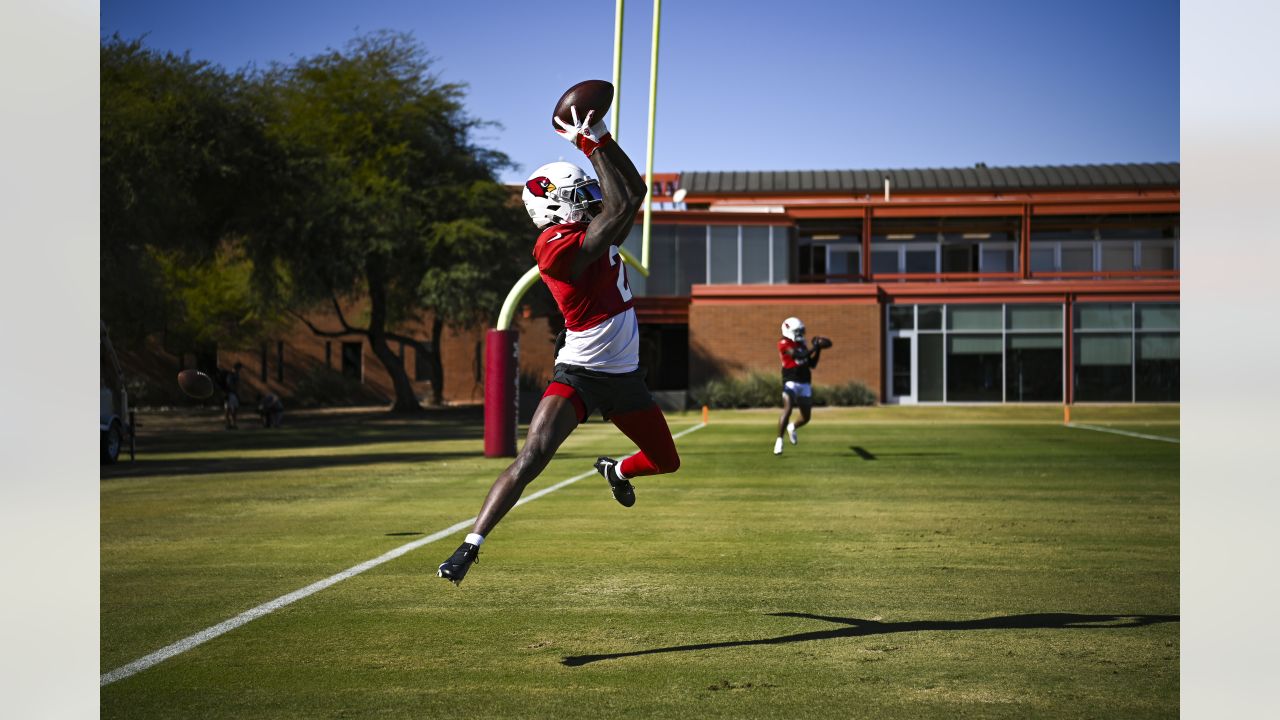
101;405;1179;718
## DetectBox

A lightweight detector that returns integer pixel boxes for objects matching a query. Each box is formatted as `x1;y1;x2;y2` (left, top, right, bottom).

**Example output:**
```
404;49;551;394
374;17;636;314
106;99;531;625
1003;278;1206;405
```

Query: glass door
886;331;917;404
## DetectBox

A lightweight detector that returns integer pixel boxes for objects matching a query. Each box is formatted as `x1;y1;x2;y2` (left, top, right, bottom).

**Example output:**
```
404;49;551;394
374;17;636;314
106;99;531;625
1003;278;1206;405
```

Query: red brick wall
688;301;882;399
205;305;559;407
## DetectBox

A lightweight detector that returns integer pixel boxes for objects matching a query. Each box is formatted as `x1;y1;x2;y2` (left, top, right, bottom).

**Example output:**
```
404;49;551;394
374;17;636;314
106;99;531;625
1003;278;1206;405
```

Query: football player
774;317;830;455
437;105;681;586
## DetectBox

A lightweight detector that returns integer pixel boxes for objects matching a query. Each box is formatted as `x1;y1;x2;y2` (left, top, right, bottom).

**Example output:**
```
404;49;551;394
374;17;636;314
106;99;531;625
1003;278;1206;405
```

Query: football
177;369;215;399
552;80;614;130
813;336;833;349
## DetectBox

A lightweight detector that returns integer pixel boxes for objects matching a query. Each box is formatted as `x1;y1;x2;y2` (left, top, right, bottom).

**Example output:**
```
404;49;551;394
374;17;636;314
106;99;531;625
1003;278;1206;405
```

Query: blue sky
101;0;1179;184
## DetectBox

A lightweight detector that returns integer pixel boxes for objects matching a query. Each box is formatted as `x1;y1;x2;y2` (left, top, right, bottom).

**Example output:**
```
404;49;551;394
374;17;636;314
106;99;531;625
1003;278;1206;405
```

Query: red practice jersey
778;337;812;383
533;222;634;331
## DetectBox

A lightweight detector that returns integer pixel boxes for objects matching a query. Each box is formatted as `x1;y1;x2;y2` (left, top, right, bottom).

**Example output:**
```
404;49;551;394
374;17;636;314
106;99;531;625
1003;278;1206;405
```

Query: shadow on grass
100;451;476;479
849;446;960;460
133;406;485;456
561;612;1179;667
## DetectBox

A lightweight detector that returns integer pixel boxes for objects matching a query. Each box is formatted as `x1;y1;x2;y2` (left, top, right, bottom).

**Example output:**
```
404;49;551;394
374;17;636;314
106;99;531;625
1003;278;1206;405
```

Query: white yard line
1067;422;1179;444
101;422;707;686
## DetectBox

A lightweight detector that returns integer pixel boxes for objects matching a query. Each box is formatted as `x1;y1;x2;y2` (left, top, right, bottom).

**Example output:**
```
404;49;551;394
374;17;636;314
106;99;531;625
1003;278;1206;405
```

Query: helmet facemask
522;162;604;229
560;177;603;224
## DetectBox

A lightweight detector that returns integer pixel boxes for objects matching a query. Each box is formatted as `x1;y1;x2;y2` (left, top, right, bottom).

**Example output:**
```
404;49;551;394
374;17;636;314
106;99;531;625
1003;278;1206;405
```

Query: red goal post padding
483;329;519;457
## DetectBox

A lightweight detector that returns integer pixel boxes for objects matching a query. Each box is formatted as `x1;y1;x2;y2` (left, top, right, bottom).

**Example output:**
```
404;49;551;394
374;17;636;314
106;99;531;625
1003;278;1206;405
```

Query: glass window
918;333;944;402
981;247;1014;273
676;225;708;294
1061;245;1094;272
1008;305;1063;330
1076;303;1132;330
771;226;790;283
943;243;976;273
1140;242;1176;271
888;306;914;330
828;246;860;282
947;334;1002;401
709;226;737;284
1006;334;1062;402
905;248;937;273
1077;335;1132;364
891;336;912;397
1138;303;1179;330
1101;243;1134;271
797;241;823;280
641;225;676;296
947;304;1002;331
1136;333;1179;401
1030;246;1055;272
918;305;943;330
741;226;770;284
872;249;899;275
1075;334;1132;401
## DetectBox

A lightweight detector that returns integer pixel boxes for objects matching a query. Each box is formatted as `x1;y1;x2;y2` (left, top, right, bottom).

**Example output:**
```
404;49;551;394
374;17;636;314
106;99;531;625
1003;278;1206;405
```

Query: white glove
553;105;611;156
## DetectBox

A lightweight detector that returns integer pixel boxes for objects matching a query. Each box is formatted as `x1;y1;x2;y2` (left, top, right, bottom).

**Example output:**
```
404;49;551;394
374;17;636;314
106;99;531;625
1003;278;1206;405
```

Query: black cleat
437;542;480;586
595;456;635;507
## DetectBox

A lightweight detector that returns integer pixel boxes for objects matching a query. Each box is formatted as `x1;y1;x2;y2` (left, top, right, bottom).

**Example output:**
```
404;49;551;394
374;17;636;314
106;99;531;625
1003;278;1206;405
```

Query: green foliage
250;31;523;319
691;372;877;408
149;242;287;349
101;36;277;344
811;380;879;407
102;31;528;409
690;371;780;408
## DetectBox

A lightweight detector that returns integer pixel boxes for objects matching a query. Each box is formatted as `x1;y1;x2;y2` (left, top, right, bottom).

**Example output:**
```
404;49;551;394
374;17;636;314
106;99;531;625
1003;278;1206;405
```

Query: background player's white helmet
781;317;805;342
521;161;604;229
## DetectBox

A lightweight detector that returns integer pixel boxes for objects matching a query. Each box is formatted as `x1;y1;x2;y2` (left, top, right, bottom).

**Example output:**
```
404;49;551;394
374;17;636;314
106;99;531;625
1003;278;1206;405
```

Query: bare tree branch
288;308;365;339
330;295;359;333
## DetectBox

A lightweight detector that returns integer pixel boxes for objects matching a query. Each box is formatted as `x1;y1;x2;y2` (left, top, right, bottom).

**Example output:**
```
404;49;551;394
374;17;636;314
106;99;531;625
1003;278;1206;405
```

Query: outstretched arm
555;106;647;279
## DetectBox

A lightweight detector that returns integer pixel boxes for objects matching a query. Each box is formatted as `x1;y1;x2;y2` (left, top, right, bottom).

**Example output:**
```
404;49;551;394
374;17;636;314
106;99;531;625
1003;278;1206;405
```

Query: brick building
199;161;1177;408
631;162;1178;404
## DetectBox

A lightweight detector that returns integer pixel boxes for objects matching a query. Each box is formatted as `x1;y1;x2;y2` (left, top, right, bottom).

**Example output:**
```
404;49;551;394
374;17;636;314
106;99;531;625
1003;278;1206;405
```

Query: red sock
610;404;681;477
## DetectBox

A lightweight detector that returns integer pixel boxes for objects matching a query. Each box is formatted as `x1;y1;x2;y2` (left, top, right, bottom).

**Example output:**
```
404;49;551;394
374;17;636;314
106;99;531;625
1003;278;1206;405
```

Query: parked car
101;320;136;464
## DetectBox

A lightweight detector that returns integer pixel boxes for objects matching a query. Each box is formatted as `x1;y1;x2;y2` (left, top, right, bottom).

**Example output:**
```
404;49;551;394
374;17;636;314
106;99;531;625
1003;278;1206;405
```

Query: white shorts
783;381;812;399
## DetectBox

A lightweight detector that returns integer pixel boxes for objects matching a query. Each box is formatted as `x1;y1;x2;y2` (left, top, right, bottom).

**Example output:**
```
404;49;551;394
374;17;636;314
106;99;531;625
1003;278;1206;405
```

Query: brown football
813;336;833;349
552;80;614;130
177;369;215;399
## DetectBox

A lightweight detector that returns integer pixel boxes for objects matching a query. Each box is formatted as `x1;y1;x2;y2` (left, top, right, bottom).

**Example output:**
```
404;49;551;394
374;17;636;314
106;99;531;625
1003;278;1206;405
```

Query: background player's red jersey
779;337;812;383
533;222;633;331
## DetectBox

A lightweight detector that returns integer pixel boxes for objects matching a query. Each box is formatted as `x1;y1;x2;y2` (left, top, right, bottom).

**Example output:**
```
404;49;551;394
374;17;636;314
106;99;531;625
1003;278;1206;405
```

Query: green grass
101;405;1178;718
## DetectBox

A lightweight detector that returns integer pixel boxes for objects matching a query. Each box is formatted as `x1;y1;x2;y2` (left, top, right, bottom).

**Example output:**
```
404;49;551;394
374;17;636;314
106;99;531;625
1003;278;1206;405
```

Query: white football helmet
521;161;604;229
781;317;805;342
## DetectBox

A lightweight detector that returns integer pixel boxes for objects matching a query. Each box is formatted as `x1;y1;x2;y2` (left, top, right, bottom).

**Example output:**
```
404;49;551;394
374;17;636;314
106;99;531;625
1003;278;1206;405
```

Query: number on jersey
609;246;633;302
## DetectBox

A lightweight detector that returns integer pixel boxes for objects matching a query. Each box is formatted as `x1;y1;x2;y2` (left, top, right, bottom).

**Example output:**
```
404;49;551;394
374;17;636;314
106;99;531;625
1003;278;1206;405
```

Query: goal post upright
485;1;659;457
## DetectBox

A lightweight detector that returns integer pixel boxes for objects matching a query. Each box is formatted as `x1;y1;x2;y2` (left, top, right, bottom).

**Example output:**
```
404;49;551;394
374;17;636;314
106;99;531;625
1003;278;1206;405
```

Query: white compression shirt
555;307;639;373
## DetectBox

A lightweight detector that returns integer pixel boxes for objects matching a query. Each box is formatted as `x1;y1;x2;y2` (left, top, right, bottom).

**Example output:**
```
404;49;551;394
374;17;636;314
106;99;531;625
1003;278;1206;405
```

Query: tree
100;36;278;348
417;181;530;404
252;31;524;411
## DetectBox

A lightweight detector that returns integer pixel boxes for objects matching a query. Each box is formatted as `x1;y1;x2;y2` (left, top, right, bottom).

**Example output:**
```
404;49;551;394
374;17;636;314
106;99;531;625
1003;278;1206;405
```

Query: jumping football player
437;106;681;585
774;317;830;455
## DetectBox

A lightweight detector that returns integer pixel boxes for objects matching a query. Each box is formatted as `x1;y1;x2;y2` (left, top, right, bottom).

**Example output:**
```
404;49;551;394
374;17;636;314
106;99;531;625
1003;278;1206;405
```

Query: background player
774;317;831;455
437;105;681;586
